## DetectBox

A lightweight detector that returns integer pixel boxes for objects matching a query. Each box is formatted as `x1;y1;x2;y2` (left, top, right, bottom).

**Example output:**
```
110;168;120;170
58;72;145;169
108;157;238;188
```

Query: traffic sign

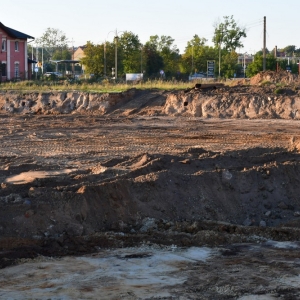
207;61;215;76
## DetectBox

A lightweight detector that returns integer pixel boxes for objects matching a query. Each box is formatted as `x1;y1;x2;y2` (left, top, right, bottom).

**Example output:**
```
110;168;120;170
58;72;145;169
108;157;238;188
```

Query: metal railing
0;71;35;82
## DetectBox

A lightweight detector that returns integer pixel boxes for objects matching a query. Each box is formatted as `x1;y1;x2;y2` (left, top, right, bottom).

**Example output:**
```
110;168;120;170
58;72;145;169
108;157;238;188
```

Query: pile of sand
250;70;298;85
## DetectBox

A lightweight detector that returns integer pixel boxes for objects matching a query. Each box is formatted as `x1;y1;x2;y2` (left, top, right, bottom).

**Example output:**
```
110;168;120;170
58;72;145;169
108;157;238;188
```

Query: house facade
0;22;34;81
73;46;86;73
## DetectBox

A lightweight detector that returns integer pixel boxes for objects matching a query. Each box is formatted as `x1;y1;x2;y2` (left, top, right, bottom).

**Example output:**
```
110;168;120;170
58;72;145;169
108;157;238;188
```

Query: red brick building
0;22;34;81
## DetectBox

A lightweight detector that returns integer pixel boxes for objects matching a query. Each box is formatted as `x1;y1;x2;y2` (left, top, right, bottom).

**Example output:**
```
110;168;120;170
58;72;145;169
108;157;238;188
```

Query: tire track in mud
0;116;298;161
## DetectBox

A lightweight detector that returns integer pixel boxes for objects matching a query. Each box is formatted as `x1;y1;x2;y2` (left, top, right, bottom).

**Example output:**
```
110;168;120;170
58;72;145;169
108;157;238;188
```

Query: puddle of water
5;169;76;184
238;295;278;300
278;274;300;288
0;246;212;299
264;240;300;249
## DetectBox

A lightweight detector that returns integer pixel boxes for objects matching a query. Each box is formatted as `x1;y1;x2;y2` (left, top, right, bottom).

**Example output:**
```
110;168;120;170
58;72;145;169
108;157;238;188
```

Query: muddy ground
1;71;300;299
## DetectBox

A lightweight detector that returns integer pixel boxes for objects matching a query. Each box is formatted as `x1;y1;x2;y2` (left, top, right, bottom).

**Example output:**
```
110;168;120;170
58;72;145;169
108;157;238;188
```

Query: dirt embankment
1;71;300;120
2;145;300;236
0;88;136;115
164;72;300;119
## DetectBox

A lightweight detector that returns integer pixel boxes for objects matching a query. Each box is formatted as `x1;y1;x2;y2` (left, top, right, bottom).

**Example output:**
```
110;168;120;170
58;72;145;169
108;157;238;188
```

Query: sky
2;0;300;55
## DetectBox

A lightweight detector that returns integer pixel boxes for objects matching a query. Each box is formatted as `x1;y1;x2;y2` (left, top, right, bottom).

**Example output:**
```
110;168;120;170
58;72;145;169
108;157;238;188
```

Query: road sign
207;60;215;77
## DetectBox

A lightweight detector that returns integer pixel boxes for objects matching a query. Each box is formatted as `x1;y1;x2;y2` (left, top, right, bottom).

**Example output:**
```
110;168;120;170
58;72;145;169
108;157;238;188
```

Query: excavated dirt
1;71;300;299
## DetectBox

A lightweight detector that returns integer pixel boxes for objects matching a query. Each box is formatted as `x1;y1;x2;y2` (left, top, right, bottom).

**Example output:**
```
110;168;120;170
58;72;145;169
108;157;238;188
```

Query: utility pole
71;38;75;77
263;16;266;71
108;29;123;80
31;44;34;74
114;31;118;80
42;47;44;74
140;45;143;74
104;41;106;77
36;45;38;80
192;45;194;73
218;25;223;78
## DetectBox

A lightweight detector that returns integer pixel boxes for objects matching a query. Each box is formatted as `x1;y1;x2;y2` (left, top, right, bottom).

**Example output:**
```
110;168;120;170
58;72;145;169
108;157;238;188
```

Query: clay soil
1;71;300;299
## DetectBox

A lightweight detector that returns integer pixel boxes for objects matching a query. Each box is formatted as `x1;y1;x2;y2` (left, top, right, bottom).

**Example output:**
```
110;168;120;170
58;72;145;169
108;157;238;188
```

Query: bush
274;88;284;94
261;80;271;86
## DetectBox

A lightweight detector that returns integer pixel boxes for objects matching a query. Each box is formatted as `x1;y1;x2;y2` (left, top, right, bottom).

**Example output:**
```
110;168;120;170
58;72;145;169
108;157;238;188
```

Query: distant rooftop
0;22;34;40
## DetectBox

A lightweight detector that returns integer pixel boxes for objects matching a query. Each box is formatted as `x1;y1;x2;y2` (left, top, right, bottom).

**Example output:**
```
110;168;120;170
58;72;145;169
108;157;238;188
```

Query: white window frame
14;62;20;78
1;61;7;77
2;39;6;51
15;41;19;51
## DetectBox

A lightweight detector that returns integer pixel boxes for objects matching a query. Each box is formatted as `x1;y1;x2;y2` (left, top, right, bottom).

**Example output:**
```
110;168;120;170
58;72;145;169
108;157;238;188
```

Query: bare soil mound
0;112;300;268
164;82;300;119
250;70;299;85
2;75;300;298
1;74;300;272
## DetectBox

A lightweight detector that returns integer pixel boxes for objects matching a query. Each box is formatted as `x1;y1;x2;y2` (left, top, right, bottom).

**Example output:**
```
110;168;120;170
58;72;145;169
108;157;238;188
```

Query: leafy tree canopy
182;35;216;74
246;53;277;77
80;42;105;76
221;51;239;78
119;31;142;74
36;28;69;59
213;15;246;51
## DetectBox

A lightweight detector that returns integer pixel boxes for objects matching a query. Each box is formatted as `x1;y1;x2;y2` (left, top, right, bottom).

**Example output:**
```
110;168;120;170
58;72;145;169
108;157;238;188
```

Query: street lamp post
243;52;248;78
104;41;106;77
140;45;143;74
218;45;221;77
192;45;194;74
218;25;223;78
107;29;123;80
114;34;118;80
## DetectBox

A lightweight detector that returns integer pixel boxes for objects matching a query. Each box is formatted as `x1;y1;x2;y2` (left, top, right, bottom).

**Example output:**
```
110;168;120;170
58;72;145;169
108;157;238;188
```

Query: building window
1;39;6;51
1;63;6;76
15;41;19;51
14;62;19;78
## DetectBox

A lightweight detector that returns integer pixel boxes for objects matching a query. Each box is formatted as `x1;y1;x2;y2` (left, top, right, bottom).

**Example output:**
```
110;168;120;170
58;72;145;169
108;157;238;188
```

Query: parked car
189;73;206;81
44;72;63;78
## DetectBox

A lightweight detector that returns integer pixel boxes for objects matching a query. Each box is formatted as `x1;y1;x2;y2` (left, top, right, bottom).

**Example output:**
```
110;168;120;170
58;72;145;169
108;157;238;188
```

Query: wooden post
263;16;266;71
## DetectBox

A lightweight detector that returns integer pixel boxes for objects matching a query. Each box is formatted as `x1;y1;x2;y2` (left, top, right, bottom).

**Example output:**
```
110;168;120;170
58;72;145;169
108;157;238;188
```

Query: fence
0;71;34;82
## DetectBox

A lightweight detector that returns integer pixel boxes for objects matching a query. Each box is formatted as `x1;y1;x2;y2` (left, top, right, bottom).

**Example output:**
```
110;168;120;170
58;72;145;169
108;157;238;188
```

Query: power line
245;20;263;27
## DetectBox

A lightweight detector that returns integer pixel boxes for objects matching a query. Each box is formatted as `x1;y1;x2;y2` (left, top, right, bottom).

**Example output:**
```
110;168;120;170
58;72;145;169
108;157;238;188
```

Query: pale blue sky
2;0;299;54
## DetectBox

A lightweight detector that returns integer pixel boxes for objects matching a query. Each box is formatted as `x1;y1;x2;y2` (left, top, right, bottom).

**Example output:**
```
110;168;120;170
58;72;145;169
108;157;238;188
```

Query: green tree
104;41;116;77
246;53;277;77
284;45;296;57
183;35;207;72
52;48;71;60
212;16;246;77
36;28;69;59
158;36;180;77
213;16;246;51
143;37;164;77
118;31;142;74
181;35;217;75
80;41;106;76
143;35;180;78
221;51;239;78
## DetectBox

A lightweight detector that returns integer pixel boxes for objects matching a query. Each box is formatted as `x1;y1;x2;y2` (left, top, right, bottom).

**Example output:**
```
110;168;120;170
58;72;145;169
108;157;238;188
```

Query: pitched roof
0;22;34;40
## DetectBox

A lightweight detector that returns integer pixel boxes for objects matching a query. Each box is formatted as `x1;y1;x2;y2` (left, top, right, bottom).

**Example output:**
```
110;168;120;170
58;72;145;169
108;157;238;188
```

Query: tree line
28;16;300;80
